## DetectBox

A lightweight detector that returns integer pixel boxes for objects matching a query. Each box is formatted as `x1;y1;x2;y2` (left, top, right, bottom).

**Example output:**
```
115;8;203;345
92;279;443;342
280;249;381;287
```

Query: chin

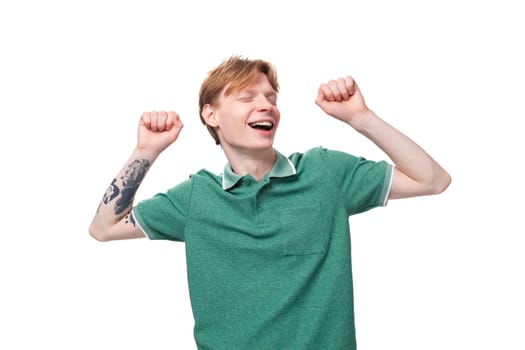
220;134;276;153
255;139;275;149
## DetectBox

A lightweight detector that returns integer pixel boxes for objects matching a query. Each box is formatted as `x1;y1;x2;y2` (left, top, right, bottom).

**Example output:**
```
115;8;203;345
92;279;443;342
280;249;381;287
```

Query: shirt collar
221;150;296;190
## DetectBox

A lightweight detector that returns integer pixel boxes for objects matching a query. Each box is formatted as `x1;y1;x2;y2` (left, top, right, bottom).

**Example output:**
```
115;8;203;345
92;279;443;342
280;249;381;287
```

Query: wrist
346;109;377;131
133;146;161;162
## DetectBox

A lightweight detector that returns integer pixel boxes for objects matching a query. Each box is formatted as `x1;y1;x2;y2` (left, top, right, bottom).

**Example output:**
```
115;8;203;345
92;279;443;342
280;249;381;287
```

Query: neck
223;147;276;182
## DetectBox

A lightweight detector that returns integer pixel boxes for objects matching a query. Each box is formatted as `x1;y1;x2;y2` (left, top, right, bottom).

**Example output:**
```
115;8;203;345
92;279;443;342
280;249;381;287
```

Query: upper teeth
250;121;273;127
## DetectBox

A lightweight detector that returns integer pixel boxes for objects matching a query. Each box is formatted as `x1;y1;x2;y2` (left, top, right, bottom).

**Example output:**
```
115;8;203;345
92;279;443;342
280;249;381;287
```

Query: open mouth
248;121;274;131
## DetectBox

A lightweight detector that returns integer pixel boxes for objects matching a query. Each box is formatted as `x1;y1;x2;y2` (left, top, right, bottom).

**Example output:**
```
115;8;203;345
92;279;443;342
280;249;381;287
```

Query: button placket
254;184;268;226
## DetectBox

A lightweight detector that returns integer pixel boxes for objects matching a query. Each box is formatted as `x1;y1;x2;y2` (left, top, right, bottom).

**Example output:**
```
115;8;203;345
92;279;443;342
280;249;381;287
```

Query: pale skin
315;76;451;199
89;111;183;241
89;74;451;242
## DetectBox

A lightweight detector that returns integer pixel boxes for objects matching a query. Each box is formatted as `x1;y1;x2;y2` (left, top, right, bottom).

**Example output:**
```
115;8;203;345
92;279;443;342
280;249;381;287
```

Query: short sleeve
320;148;393;216
132;178;193;242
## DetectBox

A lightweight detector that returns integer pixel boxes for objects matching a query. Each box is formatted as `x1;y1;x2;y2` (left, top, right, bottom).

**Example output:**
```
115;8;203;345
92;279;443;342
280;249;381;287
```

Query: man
89;56;451;349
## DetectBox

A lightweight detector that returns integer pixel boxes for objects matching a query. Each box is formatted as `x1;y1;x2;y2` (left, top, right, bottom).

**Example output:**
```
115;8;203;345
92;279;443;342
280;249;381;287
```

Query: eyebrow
239;87;277;95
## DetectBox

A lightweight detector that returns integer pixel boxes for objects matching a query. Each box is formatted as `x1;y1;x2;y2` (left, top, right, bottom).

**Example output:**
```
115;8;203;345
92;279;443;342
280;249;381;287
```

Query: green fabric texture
133;147;392;350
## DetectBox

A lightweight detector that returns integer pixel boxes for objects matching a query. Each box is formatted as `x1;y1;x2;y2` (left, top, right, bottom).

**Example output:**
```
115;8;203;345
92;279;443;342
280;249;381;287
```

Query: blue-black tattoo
125;211;136;226
103;178;120;204
114;159;150;215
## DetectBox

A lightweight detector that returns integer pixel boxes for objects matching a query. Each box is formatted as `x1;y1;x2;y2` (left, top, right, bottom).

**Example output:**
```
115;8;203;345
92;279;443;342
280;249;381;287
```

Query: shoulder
186;168;225;196
158;168;221;198
288;146;360;168
193;168;222;184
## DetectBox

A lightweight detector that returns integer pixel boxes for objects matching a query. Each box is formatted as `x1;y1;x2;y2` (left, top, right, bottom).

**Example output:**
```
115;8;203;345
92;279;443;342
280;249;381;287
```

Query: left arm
315;76;451;199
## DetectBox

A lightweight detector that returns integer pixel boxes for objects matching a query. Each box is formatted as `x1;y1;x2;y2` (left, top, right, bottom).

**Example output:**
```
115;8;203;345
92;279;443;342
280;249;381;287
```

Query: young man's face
211;72;280;153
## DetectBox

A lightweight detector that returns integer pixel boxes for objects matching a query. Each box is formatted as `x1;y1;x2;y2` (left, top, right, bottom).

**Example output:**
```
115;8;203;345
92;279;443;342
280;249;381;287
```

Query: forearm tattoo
101;159;150;217
125;211;136;226
103;179;120;204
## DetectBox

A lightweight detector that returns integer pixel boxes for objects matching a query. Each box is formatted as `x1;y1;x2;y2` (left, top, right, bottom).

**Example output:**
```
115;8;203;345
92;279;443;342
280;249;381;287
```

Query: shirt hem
381;164;395;207
131;208;152;240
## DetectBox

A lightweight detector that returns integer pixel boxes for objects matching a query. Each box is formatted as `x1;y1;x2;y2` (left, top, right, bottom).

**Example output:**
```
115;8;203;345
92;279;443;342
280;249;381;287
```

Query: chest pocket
279;204;328;256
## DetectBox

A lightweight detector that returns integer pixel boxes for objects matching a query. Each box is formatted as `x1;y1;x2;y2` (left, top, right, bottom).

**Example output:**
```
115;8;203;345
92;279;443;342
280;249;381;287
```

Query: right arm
89;111;183;242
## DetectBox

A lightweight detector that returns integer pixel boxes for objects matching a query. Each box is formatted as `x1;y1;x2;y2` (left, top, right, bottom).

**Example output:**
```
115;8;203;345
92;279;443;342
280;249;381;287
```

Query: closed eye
266;93;278;105
238;95;254;102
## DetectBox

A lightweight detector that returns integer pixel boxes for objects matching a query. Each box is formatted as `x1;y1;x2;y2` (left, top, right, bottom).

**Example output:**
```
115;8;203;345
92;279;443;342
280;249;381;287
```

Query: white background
1;0;524;349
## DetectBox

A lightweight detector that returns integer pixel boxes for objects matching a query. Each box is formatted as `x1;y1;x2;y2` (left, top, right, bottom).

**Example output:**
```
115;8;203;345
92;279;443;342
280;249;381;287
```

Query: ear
201;104;219;127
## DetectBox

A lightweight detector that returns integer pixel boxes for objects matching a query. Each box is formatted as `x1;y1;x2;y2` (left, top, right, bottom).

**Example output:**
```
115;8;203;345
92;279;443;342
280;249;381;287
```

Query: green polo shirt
133;146;393;350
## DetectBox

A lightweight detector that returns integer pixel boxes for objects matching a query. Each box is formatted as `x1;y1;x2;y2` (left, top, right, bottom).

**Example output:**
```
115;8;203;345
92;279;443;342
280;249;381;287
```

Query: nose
255;94;273;111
